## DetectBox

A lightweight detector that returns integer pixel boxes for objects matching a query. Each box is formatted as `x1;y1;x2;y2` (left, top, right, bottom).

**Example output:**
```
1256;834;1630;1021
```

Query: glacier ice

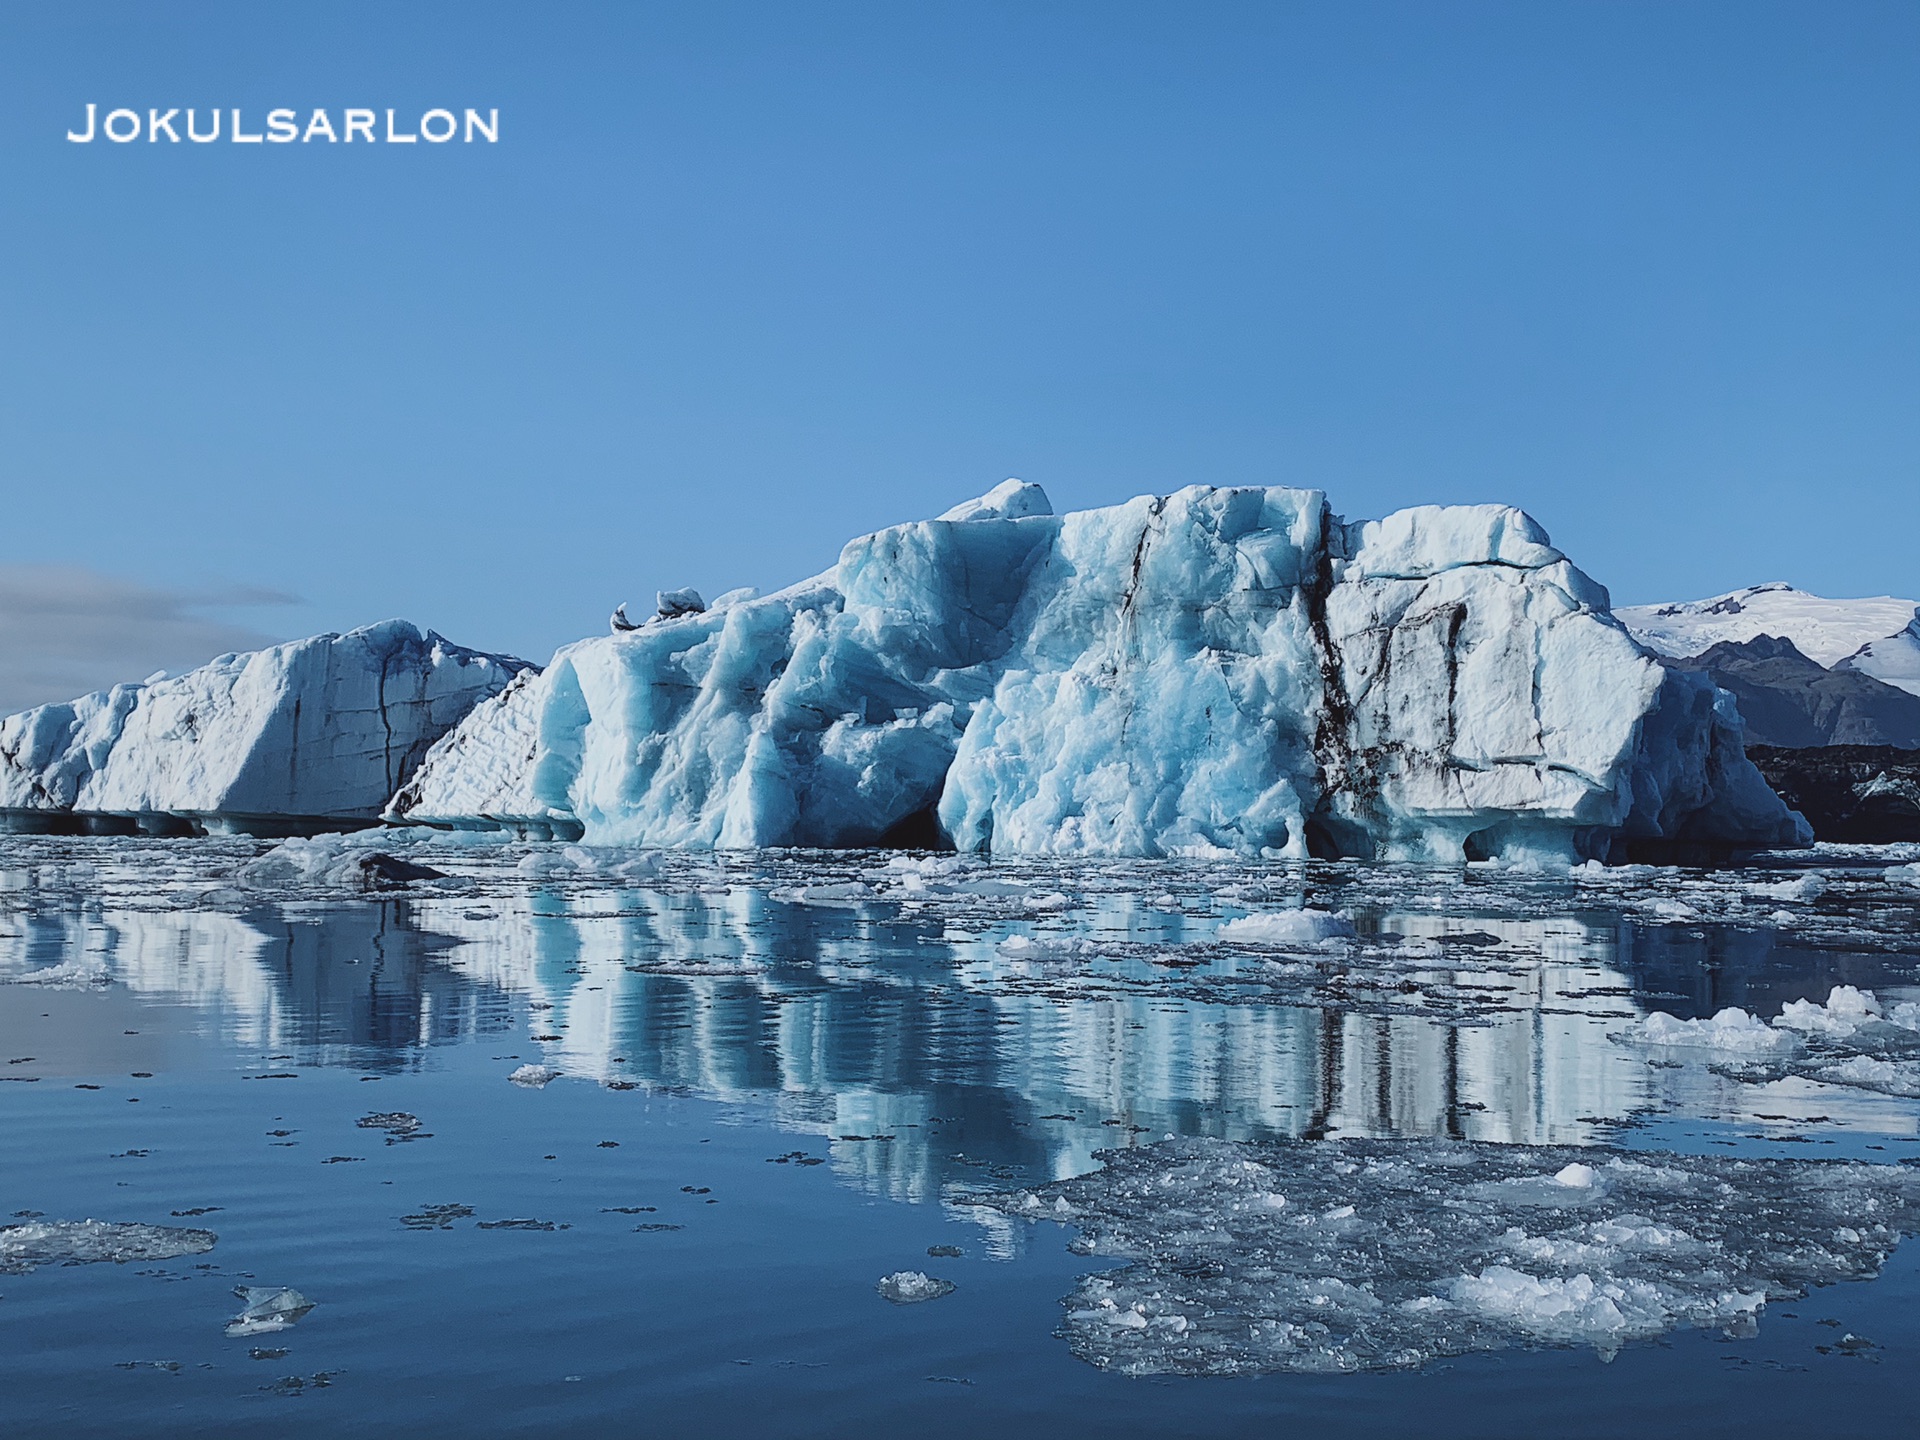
393;484;1807;862
1;621;528;836
969;1136;1920;1374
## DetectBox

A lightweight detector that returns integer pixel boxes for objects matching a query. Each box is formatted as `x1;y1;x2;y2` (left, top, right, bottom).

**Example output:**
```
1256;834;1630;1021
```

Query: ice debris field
971;1137;1920;1374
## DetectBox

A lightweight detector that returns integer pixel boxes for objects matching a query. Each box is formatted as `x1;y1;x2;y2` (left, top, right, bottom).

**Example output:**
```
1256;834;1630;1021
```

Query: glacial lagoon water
3;835;1920;1437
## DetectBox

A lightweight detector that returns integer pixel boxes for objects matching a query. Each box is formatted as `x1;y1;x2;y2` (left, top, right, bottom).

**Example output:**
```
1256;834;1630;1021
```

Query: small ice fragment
876;1271;956;1304
1215;909;1356;947
1617;1007;1799;1057
357;1111;427;1142
225;1286;315;1337
1554;1163;1599;1189
1776;986;1884;1039
509;1064;560;1087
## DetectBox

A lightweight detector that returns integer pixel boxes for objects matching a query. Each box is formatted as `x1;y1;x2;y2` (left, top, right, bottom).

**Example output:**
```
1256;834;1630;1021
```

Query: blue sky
1;2;1915;704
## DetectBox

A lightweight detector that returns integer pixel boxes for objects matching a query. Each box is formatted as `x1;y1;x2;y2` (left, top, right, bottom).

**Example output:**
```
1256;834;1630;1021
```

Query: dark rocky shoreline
1749;745;1920;843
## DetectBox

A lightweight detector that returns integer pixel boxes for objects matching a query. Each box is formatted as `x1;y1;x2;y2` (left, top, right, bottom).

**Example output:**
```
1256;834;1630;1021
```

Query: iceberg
0;620;528;836
393;484;1806;861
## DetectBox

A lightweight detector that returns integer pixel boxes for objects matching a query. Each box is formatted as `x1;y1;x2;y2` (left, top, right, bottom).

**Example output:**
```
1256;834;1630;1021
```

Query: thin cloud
0;564;297;715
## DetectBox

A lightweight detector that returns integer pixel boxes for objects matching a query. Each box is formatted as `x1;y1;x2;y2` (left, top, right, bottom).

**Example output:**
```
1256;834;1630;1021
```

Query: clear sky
1;2;1916;708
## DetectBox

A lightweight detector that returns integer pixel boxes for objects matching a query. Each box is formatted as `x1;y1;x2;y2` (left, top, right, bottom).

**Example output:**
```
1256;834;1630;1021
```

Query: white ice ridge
1618;583;1920;698
0;620;529;834
392;482;1807;860
969;1136;1920;1375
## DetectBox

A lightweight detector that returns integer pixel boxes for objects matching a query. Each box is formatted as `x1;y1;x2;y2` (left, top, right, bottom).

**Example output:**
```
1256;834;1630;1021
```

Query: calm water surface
3;836;1919;1438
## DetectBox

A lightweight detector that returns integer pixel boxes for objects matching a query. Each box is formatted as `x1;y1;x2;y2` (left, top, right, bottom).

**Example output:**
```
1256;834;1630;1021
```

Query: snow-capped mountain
1618;583;1920;698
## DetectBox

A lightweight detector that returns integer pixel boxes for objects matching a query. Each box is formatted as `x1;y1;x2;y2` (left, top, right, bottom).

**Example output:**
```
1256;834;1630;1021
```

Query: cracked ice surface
968;1137;1920;1375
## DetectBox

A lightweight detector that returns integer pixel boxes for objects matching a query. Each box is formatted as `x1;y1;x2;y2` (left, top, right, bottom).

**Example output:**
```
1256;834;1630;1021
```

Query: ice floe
970;1137;1920;1373
225;1286;315;1337
876;1270;956;1304
1617;1007;1804;1058
0;1219;217;1273
1214;909;1357;947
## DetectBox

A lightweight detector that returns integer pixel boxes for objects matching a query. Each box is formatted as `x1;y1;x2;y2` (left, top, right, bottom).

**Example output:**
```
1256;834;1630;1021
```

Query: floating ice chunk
953;877;1034;897
1617;1007;1801;1057
1472;1167;1615;1209
0;1219;216;1274
1777;986;1885;1039
508;1064;560;1087
241;832;446;891
1448;1266;1749;1350
771;881;874;906
996;934;1097;960
1889;863;1920;887
357;1112;427;1143
225;1286;315;1337
876;1270;956;1304
1215;910;1357;947
1813;1056;1920;1098
513;845;662;882
4;958;110;988
1747;874;1827;904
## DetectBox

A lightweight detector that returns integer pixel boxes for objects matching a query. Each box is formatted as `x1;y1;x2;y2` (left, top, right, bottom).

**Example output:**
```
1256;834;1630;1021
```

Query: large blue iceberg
389;483;1806;861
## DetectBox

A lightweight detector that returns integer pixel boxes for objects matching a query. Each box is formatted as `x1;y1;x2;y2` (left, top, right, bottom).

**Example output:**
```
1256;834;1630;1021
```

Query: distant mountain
1617;583;1920;698
1664;636;1920;748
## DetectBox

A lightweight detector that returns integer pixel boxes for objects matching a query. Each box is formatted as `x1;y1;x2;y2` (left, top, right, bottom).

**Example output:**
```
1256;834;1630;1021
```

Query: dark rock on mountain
1666;636;1920;748
1747;746;1920;843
